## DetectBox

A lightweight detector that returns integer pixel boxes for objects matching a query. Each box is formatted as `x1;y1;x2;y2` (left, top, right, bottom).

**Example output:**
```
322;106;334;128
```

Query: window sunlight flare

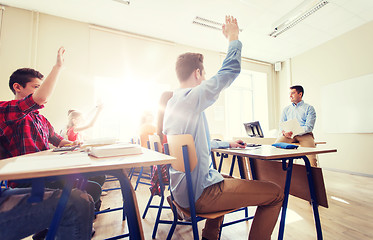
93;76;169;141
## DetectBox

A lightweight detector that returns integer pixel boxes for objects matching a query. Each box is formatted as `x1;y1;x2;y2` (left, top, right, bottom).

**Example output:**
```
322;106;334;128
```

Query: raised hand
56;47;65;68
222;15;239;42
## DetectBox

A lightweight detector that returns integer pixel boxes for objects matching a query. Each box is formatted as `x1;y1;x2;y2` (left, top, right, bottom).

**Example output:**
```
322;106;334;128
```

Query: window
224;70;268;139
92;76;170;141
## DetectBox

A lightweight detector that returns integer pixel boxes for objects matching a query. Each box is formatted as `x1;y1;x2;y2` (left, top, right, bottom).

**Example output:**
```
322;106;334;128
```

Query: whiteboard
321;74;373;133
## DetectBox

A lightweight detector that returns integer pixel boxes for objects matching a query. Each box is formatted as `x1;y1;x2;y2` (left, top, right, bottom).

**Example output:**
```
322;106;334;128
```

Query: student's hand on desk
222;15;239;41
282;130;293;139
58;139;82;148
229;140;246;148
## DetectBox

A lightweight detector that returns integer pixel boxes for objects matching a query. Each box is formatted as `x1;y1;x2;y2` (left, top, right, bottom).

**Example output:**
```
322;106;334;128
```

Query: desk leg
210;151;217;170
248;157;256;180
237;156;247;179
303;156;323;240
278;159;294;240
46;176;75;240
112;169;144;240
218;154;225;172
229;155;236;176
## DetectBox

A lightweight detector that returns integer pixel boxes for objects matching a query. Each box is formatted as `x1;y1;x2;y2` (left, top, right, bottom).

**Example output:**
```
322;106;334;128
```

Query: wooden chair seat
172;199;238;219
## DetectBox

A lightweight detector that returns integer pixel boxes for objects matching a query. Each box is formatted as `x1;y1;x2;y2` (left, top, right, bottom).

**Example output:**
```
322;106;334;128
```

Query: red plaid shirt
0;94;63;159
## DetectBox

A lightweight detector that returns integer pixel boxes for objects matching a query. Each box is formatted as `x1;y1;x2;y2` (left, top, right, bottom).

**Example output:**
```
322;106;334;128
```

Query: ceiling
1;0;373;63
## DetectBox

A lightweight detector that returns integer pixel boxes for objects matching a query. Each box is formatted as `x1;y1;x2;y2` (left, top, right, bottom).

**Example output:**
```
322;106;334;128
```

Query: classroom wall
0;5;273;140
279;20;373;175
0;6;92;134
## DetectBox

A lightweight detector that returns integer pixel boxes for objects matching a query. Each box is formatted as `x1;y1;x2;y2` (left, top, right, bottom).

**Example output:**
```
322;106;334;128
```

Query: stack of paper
81;138;118;148
280;119;305;137
88;143;142;158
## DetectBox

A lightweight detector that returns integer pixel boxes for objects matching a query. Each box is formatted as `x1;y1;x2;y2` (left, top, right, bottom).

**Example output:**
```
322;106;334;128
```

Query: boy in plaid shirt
0;47;95;239
0;47;77;159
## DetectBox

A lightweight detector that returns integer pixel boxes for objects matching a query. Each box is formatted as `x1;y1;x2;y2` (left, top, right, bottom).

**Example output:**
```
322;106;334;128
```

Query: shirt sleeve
47;120;63;146
303;105;316;133
0;95;43;136
183;40;242;112
210;140;230;149
3;95;43;123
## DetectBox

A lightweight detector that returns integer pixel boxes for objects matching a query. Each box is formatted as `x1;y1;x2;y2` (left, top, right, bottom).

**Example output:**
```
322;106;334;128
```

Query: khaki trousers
275;133;318;167
195;178;284;240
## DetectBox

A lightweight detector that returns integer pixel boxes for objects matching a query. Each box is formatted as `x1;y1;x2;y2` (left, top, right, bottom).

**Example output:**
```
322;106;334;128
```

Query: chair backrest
148;134;162;152
167;134;198;173
165;134;241;223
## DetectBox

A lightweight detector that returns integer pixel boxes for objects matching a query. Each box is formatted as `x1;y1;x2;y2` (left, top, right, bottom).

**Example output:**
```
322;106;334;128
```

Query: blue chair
0;180;7;190
142;134;172;239
128;137;152;190
165;134;253;240
95;175;126;223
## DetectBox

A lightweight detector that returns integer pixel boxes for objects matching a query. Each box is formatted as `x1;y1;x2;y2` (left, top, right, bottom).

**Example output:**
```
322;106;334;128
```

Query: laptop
243;121;264;138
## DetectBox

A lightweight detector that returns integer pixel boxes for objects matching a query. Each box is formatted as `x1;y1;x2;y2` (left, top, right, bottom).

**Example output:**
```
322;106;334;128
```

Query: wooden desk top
232;137;326;145
0;147;175;181
211;145;336;160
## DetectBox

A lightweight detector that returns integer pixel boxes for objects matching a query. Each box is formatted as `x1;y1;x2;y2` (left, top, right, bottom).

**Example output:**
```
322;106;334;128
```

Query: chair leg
151;195;165;239
134;167;144;191
129;167;135;180
166;203;179;240
191;215;199;240
142;195;154;219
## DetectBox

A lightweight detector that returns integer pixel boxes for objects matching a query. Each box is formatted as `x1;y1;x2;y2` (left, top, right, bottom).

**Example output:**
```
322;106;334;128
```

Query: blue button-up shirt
163;40;242;208
210;140;230;149
280;100;316;134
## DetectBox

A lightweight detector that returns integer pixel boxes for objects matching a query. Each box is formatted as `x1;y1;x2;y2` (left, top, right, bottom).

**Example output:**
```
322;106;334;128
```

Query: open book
280;119;305;138
88;143;142;158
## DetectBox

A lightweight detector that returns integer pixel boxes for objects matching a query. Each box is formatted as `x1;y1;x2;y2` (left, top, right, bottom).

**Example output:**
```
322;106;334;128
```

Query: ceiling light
269;0;329;38
193;16;243;32
112;0;130;5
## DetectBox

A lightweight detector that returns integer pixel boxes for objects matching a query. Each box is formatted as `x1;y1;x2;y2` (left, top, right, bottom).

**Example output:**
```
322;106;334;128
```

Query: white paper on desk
280;119;305;138
0;152;91;174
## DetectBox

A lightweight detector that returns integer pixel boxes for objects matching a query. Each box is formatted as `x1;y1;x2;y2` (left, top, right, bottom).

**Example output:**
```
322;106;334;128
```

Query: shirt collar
292;100;304;107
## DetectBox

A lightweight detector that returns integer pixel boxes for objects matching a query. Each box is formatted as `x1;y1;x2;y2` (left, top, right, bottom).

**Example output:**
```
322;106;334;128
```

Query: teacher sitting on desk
275;85;318;167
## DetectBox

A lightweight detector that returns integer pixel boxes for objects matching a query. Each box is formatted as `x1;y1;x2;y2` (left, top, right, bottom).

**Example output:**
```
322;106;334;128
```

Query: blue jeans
0;188;94;240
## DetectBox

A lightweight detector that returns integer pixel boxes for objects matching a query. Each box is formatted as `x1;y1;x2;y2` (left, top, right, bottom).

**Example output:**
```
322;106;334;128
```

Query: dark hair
175;53;204;82
290;85;304;97
9;68;44;94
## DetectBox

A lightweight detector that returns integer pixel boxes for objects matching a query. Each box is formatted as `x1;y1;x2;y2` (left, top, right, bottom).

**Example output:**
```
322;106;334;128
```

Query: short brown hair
9;68;44;94
175;53;204;82
290;85;304;97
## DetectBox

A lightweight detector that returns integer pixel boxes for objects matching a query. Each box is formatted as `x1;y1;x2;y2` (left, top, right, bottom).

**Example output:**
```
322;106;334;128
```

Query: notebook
88;143;142;158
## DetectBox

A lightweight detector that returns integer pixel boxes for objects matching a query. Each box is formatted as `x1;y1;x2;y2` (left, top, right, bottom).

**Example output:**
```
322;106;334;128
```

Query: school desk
211;145;336;240
0;147;175;240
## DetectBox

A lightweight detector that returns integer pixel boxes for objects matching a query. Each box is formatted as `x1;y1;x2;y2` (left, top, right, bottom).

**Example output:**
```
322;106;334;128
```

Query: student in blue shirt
163;16;284;240
276;85;318;166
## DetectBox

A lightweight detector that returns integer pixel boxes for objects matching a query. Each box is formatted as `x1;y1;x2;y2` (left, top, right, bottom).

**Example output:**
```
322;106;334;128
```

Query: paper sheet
280;119;305;138
0;152;91;174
